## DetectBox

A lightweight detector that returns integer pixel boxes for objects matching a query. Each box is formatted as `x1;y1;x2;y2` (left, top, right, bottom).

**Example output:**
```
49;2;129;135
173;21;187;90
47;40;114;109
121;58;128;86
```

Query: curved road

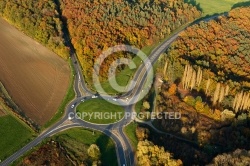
122;14;222;102
0;45;135;166
0;15;220;166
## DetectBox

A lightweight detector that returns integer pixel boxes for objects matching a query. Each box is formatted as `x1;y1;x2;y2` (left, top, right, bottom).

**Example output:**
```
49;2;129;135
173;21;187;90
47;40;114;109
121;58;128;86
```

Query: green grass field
76;98;124;124
55;128;118;166
124;122;138;149
0;115;33;160
190;0;250;16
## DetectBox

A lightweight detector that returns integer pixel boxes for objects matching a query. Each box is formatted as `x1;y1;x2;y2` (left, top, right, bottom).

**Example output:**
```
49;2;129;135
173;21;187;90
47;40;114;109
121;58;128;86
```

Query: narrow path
135;117;200;147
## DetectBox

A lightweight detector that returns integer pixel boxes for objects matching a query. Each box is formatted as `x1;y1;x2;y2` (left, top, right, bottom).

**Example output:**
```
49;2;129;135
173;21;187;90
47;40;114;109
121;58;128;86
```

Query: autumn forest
61;0;201;82
152;6;250;165
0;0;203;84
0;0;250;165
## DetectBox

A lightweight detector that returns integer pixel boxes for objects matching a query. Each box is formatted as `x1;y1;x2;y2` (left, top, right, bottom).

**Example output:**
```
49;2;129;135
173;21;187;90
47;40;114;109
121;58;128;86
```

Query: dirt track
0;106;6;117
0;18;70;125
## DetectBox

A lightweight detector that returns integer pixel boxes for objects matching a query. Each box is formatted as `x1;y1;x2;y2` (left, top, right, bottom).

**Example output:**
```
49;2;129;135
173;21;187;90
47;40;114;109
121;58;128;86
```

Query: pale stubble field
0;18;70;125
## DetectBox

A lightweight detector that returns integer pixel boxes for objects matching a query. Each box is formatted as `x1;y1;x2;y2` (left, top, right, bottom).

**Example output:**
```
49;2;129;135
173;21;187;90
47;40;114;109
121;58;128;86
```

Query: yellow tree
205;79;211;95
190;70;197;90
213;83;220;106
196;67;203;87
219;85;225;103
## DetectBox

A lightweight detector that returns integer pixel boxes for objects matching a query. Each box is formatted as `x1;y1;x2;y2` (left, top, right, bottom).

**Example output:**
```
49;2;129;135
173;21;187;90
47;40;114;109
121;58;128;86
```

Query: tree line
0;0;69;59
164;7;250;88
60;0;201;83
157;7;250;119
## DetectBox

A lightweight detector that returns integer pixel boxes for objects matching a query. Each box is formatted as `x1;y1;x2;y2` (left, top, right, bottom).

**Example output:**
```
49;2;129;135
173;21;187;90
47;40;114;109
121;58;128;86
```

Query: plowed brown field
0;18;70;125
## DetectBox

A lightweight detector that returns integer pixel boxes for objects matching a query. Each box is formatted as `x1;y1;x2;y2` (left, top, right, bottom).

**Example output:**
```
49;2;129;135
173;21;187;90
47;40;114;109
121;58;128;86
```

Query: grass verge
55;128;118;166
124;122;138;150
135;100;143;114
187;0;249;16
42;60;75;129
13;128;118;166
76;98;124;124
0;115;34;160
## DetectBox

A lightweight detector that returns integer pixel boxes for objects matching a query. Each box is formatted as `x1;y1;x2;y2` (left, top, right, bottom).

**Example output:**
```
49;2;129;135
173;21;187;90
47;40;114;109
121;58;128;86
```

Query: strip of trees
182;64;202;90
158;7;250;118
180;64;250;114
164;7;250;87
137;140;182;166
233;91;250;113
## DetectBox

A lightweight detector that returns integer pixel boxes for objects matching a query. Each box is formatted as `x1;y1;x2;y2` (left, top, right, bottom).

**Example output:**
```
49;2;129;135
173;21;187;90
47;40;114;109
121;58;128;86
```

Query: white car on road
71;104;75;108
92;95;98;98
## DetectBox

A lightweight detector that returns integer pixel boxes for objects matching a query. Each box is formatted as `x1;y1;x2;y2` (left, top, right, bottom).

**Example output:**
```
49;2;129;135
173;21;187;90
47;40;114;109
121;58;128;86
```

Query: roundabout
75;98;125;124
0;15;219;166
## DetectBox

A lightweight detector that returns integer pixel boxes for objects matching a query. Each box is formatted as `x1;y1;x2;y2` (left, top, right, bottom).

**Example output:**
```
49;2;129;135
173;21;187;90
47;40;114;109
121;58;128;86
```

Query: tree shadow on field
184;0;203;13
96;134;109;151
96;133;117;166
231;1;250;9
149;112;250;165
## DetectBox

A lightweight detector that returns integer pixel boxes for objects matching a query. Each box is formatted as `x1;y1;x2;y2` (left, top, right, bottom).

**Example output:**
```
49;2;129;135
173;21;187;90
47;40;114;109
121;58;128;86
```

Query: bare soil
0;18;70;125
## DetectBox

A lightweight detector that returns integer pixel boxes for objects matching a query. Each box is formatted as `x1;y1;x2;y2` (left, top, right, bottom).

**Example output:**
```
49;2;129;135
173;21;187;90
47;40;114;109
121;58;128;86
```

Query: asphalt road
0;45;134;166
0;15;221;166
122;14;222;101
